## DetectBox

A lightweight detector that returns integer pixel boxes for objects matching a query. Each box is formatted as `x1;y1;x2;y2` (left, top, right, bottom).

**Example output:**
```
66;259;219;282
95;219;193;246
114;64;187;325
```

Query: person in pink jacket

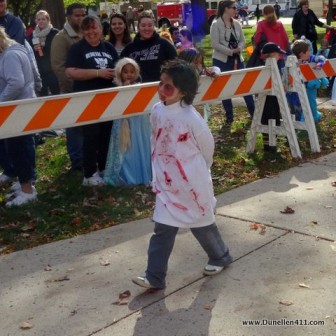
254;5;289;68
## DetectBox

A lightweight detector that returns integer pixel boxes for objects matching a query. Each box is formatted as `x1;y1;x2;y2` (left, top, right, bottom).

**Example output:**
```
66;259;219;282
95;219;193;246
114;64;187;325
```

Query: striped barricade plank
299;58;336;82
0;66;272;140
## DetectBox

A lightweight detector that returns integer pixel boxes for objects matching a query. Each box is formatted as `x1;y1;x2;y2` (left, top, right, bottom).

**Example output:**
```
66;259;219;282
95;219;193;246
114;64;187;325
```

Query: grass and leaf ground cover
0;25;334;254
1;104;336;255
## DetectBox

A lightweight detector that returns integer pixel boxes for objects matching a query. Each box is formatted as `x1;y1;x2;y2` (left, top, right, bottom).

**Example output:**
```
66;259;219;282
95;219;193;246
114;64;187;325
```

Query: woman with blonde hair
104;58;152;186
0;27;37;206
28;10;59;96
254;4;289;67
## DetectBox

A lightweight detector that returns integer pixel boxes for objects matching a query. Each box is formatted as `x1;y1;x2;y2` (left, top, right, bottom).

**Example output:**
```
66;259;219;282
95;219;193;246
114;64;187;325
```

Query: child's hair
180;28;193;43
178;48;205;73
160;24;173;43
291;39;310;58
161;59;199;105
168;26;179;37
114;57;140;86
178;48;203;64
262;5;277;25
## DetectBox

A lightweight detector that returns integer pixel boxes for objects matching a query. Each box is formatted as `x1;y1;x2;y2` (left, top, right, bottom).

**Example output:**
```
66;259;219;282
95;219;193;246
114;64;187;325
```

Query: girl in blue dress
104;58;152;186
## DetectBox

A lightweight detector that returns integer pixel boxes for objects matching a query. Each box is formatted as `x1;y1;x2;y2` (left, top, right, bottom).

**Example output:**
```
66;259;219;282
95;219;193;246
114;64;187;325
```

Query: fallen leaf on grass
280;206;295;214
113;290;131;305
19;321;33;329
279;300;293;306
70;217;82;226
299;283;310;288
21;222;36;232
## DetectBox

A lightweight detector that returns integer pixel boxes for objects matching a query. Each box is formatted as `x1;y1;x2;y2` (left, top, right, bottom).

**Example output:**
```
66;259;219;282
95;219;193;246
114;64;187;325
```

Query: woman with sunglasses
210;0;254;125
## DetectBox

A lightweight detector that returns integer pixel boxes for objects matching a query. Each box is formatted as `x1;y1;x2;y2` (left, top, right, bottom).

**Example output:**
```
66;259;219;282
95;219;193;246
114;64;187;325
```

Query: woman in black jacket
292;0;333;54
120;10;177;83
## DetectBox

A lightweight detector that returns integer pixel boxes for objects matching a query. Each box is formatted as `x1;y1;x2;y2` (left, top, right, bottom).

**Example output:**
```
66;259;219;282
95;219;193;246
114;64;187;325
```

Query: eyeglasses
229;6;237;10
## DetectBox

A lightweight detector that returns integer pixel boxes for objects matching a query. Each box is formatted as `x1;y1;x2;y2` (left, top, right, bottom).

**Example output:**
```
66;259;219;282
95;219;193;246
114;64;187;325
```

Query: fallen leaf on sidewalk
299;283;310;288
259;225;267;235
45;275;70;283
280;206;295;214
203;305;213;311
100;260;110;266
44;264;52;271
330;244;336;252
279;300;293;306
113;290;131;305
19;321;33;329
249;223;259;230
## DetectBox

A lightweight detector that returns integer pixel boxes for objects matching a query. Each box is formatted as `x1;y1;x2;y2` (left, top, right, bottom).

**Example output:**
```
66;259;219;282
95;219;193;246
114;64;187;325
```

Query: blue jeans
213;58;255;122
66;127;83;169
6;135;36;183
0;139;15;176
145;222;232;289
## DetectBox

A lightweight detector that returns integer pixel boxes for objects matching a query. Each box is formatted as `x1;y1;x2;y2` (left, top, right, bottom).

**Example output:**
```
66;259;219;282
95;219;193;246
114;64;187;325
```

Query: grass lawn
0;24;334;254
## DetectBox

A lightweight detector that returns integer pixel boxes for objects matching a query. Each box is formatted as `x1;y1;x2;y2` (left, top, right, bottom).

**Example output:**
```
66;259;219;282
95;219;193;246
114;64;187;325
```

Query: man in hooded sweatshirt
51;2;86;172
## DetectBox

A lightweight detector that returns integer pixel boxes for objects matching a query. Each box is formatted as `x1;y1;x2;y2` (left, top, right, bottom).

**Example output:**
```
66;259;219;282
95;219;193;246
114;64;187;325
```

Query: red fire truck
156;0;218;28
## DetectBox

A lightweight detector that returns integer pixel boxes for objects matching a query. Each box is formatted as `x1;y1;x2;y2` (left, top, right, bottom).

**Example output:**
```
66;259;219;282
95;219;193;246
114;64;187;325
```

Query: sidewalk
1;144;336;335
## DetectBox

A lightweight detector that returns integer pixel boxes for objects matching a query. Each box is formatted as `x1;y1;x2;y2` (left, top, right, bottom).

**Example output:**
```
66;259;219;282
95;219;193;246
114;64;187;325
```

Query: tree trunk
40;0;65;29
327;0;333;25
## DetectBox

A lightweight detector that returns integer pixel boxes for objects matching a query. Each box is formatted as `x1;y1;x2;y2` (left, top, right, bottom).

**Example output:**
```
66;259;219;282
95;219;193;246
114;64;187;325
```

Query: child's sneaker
132;275;155;289
6;188;37;207
82;172;105;186
203;265;225;276
203;254;233;276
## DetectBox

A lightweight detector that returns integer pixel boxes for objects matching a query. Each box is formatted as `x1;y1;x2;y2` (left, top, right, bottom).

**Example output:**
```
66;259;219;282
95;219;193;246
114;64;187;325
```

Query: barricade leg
247;58;301;158
286;55;320;152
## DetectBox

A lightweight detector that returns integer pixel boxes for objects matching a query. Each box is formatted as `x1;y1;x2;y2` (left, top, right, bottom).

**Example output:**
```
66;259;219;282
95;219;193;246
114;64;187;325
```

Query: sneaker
10;181;21;192
0;173;15;185
6;188;37;207
82;172;105;186
203;254;232;276
203;265;225;276
132;276;155;289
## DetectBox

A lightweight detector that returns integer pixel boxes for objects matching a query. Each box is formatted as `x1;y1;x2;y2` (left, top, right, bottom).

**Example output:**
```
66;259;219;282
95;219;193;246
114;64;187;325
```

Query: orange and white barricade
285;56;336;153
0;58;314;159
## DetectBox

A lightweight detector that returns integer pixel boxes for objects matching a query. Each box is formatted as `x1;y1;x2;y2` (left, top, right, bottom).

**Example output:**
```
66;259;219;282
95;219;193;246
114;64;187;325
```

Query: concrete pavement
1;145;336;335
